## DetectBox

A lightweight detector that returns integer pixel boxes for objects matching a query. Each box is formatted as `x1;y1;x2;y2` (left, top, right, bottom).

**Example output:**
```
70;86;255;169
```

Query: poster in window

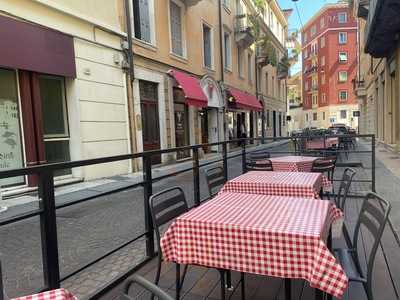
0;98;24;187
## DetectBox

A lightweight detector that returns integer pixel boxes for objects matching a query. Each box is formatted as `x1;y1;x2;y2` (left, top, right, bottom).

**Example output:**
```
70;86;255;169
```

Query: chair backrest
335;168;356;210
249;151;270;161
245;159;273;172
205;167;225;198
311;157;335;174
149;187;189;245
353;192;391;299
123;274;174;300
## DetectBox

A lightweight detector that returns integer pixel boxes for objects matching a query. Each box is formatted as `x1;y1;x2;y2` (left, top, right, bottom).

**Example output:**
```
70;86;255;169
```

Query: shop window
0;68;24;186
340;110;347;119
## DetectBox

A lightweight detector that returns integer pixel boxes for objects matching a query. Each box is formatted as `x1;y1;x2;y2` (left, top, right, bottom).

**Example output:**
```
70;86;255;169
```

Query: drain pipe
124;0;139;171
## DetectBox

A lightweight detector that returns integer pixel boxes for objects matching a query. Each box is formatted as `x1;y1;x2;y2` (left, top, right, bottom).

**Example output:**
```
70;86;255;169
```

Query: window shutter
170;2;183;56
139;0;151;43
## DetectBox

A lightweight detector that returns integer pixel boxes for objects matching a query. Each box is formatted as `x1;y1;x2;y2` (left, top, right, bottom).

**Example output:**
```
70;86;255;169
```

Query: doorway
278;113;282;137
174;88;190;159
272;110;277;138
140;80;161;164
200;109;210;153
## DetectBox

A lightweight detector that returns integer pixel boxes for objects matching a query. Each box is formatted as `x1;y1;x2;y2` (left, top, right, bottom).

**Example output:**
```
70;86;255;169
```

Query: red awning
168;69;208;107
228;87;263;111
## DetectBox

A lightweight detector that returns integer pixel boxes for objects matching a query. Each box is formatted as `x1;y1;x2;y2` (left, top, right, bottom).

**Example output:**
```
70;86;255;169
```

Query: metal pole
222;142;228;181
38;170;60;290
372;135;376;192
143;154;155;257
192;147;200;207
241;141;246;174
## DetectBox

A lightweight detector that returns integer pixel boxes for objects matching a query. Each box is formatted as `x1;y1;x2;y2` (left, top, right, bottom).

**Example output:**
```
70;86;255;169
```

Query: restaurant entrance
174;88;190;160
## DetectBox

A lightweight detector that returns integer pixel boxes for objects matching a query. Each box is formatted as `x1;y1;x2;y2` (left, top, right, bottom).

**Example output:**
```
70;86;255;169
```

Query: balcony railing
235;14;255;48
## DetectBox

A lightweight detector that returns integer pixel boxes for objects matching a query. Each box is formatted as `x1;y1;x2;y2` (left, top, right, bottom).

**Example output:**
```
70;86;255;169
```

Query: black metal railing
1;134;397;299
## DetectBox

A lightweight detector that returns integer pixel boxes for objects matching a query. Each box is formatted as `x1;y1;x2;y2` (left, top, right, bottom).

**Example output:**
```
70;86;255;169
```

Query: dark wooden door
140;81;161;164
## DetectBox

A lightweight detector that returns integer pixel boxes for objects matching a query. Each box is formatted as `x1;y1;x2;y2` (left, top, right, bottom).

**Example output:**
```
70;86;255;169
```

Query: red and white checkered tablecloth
220;171;323;199
306;138;339;150
13;289;77;300
268;156;333;192
161;192;348;298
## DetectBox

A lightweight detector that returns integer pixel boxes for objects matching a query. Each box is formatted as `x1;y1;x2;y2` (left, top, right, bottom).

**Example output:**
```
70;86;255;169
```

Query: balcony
183;0;202;6
256;41;277;67
365;0;400;57
235;14;255;49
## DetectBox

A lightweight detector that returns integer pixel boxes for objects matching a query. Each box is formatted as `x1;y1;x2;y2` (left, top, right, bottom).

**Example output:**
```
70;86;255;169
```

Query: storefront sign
0;98;24;187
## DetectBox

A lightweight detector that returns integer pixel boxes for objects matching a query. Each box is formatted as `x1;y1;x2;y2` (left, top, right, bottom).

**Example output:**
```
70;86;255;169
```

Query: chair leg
176;263;181;300
219;269;226;300
315;289;324;300
180;265;189;290
151;253;163;300
226;270;233;290
284;279;291;300
241;272;246;300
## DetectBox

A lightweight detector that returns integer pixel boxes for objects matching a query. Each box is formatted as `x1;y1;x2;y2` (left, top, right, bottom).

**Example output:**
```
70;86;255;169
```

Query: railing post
222;142;228;181
38;170;60;290
241;141;246;174
372;135;376;192
143;154;155;257
192;147;200;207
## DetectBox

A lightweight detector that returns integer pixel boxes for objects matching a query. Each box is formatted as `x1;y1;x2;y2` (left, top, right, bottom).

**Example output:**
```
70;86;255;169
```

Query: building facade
301;2;358;129
0;0;130;191
287;71;304;133
353;0;400;149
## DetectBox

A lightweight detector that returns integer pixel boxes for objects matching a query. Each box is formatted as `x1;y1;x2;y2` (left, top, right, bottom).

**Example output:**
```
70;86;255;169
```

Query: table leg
315;289;324;300
284;279;291;300
226;270;233;290
219;269;226;300
176;263;180;300
241;272;246;300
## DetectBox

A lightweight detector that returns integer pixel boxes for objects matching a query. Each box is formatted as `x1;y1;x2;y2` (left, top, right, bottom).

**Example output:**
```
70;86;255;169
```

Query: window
312;94;318;105
224;31;232;70
310;25;317;36
313;112;318;121
322;112;326;120
169;0;185;57
339;90;348;101
338;12;347;23
303;32;308;43
339;52;348;63
0;68;24;186
305;114;309;122
339;32;347;44
265;72;269;94
248;53;253;82
340;110;347;119
203;23;213;69
321;73;326;84
320;36;325;48
311;42;318;55
133;0;154;44
237;47;244;77
321;56;325;66
272;76;275;96
320;17;325;29
322;93;326;103
338;71;348;82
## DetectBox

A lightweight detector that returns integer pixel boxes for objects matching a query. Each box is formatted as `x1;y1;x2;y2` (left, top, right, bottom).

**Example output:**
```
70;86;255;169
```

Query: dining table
220;171;324;199
305;137;339;150
12;289;77;300
161;192;348;299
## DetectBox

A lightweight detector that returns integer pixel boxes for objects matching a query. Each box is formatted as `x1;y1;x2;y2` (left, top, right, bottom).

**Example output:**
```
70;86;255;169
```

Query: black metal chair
245;159;273;172
122;274;174;300
149;187;189;300
334;168;356;248
248;151;270;161
205;167;225;199
334;192;391;300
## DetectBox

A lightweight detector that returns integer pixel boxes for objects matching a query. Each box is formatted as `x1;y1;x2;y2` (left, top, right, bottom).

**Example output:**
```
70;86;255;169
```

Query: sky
277;0;338;74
